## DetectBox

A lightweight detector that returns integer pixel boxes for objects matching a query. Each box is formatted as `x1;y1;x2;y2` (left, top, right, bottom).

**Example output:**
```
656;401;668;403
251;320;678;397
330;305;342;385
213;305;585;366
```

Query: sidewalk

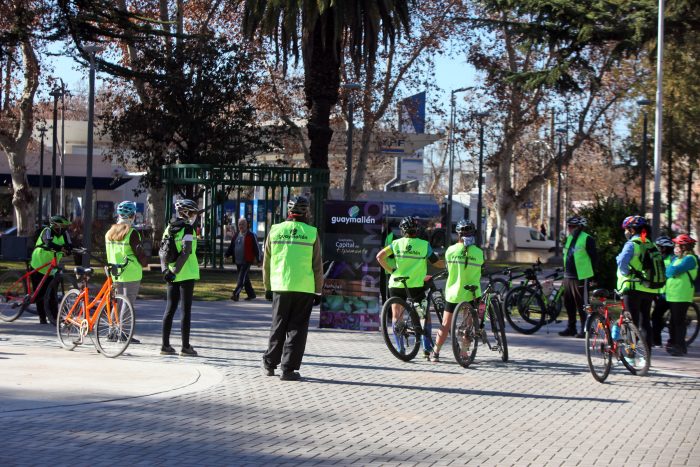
1;298;698;466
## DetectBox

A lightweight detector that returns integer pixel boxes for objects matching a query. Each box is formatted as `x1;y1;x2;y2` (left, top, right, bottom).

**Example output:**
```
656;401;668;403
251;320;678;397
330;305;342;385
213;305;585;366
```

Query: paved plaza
1;297;699;466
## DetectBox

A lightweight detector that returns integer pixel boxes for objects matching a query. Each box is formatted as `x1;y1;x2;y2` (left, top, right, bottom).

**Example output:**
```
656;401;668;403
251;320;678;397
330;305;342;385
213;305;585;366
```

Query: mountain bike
0;249;77;324
584;288;650;383
56;253;135;358
380;271;446;362
661;303;699;348
503;264;564;334
483;266;527;301
451;280;508;368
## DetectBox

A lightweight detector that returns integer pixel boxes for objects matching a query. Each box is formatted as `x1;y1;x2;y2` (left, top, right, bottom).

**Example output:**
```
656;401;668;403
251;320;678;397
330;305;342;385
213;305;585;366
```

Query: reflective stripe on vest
444;243;483;303
30;227;65;275
389;237;429;288
105;228;142;282
666;255;697;303
269;221;317;293
164;225;200;282
563;232;594;280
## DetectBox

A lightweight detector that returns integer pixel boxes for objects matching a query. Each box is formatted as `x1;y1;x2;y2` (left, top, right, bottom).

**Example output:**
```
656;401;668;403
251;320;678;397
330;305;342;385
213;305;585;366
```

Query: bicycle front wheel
503;286;546;334
619;321;650;376
94;294;135;358
585;312;612;383
451;301;479;368
686;302;699;346
0;271;29;322
56;289;83;351
487;297;508;362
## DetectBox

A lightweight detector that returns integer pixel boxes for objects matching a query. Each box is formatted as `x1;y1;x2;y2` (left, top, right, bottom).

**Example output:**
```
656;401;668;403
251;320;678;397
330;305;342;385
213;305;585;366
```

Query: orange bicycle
0;249;76;324
56;253;135;358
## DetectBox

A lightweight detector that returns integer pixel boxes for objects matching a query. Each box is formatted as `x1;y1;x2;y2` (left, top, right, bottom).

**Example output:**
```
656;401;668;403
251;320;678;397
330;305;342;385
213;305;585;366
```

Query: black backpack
684;254;700;292
632;239;666;289
159;222;191;264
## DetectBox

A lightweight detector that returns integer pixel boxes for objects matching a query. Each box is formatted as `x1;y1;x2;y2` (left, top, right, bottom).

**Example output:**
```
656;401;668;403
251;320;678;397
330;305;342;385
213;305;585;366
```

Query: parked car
488;226;556;251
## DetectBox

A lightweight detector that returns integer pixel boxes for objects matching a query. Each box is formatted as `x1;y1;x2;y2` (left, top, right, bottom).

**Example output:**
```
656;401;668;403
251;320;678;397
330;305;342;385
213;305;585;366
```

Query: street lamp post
554;128;566;257
447;86;473;238
83;45;102;267
60;80;67;214
49;87;63;215
37;126;47;226
652;0;666;236
475;111;490;246
638;99;652;214
342;83;361;201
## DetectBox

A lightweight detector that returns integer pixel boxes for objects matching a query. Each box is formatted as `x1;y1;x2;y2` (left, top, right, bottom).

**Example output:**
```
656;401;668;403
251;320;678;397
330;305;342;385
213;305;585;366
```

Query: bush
577;196;640;290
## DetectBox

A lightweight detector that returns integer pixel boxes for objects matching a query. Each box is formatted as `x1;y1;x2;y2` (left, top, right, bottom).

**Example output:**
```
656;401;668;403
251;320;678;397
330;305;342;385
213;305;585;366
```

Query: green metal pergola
162;164;329;268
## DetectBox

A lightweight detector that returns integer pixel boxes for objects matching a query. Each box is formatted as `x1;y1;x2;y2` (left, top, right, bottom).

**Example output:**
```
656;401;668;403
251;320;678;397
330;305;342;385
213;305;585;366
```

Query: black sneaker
558;328;576;337
160;345;177;355
575;332;585;339
263;364;275;376
231;294;240;302
129;336;141;344
244;295;256;301
280;371;301;381
180;346;198;357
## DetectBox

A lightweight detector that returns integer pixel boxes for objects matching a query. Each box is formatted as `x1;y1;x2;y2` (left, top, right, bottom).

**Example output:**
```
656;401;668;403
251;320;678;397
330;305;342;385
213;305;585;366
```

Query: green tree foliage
577;196;640;290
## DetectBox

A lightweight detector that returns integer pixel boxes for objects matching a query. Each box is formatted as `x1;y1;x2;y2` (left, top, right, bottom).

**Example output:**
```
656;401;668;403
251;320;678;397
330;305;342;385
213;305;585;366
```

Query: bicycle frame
64;272;117;338
17;258;59;304
589;296;628;357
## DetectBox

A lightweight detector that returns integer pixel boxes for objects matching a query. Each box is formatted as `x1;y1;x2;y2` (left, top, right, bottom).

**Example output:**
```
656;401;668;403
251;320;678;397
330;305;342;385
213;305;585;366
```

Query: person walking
105;201;149;344
262;196;323;381
559;215;597;338
160;199;202;357
664;234;698;356
225;217;260;301
30;215;72;324
651;236;675;348
429;220;483;363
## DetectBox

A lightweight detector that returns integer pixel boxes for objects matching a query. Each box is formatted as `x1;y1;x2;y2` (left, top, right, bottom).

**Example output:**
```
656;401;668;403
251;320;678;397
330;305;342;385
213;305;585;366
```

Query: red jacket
226;231;260;264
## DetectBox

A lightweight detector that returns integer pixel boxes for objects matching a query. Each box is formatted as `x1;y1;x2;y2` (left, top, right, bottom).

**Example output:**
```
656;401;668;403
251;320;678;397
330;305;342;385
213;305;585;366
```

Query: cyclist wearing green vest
651;236;674;348
376;216;443;359
616;215;659;353
105;201;149;344
665;234;698;356
429;220;483;363
30;215;72;324
262;196;323;381
559;215;597;338
160;199;203;357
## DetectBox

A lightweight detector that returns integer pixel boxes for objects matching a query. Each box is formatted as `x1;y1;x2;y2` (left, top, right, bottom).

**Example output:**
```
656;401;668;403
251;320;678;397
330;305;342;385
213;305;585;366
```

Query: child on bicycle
29;215;72;324
376;216;443;359
664;234;698;356
429;220;483;362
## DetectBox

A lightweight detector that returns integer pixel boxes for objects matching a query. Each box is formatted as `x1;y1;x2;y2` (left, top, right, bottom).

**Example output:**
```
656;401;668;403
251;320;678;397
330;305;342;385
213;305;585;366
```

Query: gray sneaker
429;351;440;363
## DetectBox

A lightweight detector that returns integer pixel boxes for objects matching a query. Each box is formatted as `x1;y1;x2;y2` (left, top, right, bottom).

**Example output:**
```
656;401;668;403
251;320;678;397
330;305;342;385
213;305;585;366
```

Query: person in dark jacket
226;217;260;301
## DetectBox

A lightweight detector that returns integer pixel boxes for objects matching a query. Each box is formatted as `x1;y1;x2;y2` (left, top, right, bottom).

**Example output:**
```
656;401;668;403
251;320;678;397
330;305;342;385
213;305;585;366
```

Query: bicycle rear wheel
56;289;83;351
584;312;612;383
451;301;478;368
380;297;421;362
94;294;135;358
619;321;650;376
0;271;29;322
503;286;546;334
686;302;699;346
487;297;508;362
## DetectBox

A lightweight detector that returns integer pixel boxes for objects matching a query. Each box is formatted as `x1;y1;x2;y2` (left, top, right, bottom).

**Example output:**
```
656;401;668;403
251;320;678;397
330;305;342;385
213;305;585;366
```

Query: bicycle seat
75;267;94;277
463;285;479;293
591;288;610;299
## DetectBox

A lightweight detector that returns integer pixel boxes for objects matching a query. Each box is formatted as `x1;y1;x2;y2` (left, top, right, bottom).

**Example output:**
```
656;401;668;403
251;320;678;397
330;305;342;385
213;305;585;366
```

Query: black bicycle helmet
655;236;674;248
49;215;70;230
456;219;476;236
399;216;419;235
175;199;201;215
566;215;587;227
288;195;310;217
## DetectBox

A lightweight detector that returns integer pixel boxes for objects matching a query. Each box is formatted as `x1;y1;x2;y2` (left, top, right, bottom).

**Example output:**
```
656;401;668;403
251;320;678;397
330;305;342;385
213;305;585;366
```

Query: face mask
462;236;475;246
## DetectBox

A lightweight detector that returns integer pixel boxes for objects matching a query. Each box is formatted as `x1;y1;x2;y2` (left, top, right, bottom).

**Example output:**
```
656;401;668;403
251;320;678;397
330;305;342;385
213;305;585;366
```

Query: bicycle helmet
621;215;647;230
49;215;70;231
654;236;674;248
399;216;419;235
116;201;137;218
672;234;696;246
566;215;587;227
287;195;310;217
455;219;476;236
175;199;201;215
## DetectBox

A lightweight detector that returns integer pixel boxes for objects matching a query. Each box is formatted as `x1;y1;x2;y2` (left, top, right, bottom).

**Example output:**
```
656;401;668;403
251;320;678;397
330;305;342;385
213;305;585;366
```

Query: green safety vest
563;231;594;280
164;224;200;282
384;231;396;270
666;255;698;303
389;237;430;289
616;238;660;294
660;256;672;294
444;243;484;303
269;220;317;293
30;227;65;275
105;228;142;283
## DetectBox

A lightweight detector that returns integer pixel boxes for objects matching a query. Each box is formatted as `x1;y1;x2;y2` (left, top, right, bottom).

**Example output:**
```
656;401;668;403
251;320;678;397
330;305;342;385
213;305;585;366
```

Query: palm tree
242;0;410;170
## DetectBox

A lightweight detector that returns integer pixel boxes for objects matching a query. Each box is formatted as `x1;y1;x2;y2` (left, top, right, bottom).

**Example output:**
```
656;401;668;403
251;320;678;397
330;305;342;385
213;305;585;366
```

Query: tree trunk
303;10;340;170
7;150;34;234
351;125;374;194
147;186;166;243
493;139;517;251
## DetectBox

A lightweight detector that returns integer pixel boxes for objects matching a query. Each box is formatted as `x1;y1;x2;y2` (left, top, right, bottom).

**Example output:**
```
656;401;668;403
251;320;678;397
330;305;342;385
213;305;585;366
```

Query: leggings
623;290;655;353
162;280;195;348
668;301;689;352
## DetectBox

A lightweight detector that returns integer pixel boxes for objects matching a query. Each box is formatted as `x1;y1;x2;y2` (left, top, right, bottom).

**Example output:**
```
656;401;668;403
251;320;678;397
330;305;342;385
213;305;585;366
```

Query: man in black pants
262;196;323;381
559;216;597;338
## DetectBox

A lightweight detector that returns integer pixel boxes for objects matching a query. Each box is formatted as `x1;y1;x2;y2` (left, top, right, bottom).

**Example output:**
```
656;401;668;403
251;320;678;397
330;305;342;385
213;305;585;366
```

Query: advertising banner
321;201;384;331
